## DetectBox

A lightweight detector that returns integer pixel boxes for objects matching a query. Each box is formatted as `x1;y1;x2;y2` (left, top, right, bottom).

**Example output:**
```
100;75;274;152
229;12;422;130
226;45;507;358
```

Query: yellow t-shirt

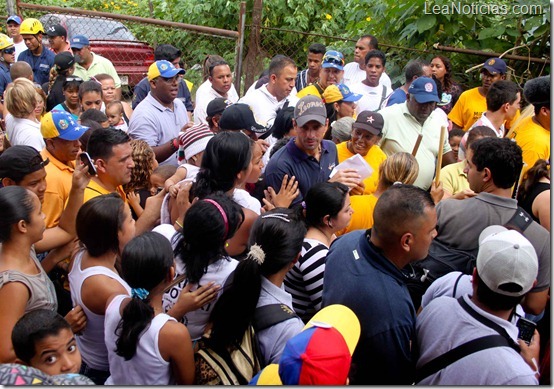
296;84;323;99
83;179;128;204
509;116;550;177
448;87;520;131
336;193;378;236
41;149;75;228
440;160;469;196
336;141;386;195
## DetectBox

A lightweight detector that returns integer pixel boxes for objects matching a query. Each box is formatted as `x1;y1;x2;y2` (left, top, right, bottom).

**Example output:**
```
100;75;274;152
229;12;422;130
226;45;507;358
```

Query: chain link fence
16;3;241;97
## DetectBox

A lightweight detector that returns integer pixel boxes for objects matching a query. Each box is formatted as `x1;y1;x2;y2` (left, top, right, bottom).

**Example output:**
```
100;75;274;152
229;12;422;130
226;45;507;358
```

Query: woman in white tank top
105;232;195;385
68;194;135;384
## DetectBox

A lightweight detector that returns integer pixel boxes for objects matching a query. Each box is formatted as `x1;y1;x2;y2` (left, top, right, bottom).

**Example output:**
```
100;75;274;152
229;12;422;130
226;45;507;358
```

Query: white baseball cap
477;226;538;297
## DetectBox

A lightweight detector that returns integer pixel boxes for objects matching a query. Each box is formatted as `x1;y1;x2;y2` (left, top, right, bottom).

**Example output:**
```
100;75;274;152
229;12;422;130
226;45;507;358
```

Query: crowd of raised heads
0;16;549;386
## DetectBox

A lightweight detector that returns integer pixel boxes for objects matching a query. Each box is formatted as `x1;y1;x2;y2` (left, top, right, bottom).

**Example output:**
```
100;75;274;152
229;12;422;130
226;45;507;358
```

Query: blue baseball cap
147;60;185;81
7;15;22;25
70;35;90;49
41;110;89;141
408;76;440;104
482;57;507;75
321;50;345;71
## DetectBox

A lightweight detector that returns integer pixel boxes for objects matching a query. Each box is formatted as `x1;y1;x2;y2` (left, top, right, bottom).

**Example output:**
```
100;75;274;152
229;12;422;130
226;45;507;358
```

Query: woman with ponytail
104;232;195;385
207;208;306;366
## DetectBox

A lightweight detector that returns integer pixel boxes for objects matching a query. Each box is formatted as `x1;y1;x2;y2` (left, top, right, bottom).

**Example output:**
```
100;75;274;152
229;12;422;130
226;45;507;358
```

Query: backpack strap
452;272;465;297
415;297;521;383
252;304;299;333
313;82;325;96
379;84;387;109
504;207;533;234
415;335;510;383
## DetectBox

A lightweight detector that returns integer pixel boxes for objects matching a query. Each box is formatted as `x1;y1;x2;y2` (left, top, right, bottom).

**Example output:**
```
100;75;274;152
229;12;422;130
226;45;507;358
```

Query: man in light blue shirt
128;60;189;166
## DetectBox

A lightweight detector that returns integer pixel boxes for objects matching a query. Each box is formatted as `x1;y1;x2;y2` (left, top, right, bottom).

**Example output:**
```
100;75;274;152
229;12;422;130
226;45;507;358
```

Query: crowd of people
0;14;550;386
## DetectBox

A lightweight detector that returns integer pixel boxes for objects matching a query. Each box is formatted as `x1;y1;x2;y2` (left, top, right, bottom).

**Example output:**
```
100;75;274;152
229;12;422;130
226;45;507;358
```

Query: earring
225;242;229;248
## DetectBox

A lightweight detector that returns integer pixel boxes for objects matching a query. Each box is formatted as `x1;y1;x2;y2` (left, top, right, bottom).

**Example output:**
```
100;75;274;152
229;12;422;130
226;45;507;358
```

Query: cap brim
70;44;85;49
295;114;326;128
482;65;503;75
412;93;440;104
250;122;269;134
304;304;360;355
161;68;185;78
58;125;89;141
322;63;344;71
352;123;381;135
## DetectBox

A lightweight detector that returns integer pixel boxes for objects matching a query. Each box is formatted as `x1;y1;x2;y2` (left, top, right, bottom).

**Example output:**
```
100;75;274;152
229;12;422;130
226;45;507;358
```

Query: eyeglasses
3;47;15;54
323;54;344;67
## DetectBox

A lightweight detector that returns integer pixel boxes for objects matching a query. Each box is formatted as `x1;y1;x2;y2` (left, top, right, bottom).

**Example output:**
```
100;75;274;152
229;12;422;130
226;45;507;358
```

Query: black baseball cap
46;24;67;38
207;97;232;117
54;51;75;71
353;111;384;136
0;145;49;182
218;103;267;133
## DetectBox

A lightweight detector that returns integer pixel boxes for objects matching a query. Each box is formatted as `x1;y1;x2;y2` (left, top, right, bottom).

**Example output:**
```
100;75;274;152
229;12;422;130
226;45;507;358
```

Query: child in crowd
448;128;464;162
12;309;81;376
152;164;177;190
164;123;213;196
124;139;158;218
79;108;109;128
105;100;128;132
104;232;195;385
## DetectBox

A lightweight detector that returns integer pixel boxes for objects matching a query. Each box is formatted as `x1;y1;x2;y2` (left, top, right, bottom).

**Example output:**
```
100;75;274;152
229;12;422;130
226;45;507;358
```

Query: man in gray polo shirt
128;60;189;166
435;137;550;315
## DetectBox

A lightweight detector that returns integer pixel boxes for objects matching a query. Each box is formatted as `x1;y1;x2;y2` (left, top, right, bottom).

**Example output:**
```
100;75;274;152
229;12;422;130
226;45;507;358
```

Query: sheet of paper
330;153;373;180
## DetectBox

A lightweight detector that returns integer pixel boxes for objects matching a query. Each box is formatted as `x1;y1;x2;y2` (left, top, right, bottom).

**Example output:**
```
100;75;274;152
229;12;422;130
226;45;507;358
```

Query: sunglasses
2;47;15;54
65;76;83;83
323;54;344;67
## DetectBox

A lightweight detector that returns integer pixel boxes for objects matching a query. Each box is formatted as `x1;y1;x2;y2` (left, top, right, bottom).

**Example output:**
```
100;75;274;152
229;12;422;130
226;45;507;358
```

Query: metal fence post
234;1;246;95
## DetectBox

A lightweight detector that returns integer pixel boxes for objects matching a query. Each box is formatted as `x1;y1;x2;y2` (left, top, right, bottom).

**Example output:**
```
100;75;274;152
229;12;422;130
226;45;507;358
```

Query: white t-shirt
5;114;45;151
238;84;298;130
162;256;238;340
349;82;392;113
343;62;392;89
193;82;238;125
232;187;261;215
11;39;27;62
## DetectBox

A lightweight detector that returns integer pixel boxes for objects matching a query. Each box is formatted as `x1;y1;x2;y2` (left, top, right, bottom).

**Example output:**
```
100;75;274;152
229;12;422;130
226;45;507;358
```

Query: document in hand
329;153;373;180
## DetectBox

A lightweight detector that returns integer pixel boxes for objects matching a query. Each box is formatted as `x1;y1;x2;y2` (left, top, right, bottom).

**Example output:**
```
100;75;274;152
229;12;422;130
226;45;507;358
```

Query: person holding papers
335;111;387;195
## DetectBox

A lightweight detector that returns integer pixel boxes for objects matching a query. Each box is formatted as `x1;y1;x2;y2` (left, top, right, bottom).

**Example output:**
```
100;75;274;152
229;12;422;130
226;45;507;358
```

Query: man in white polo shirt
379;76;455;190
343;34;391;89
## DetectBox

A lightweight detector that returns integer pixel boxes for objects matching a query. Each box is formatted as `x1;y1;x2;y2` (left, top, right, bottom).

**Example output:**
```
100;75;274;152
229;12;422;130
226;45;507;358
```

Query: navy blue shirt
17;48;55;86
264;138;337;206
322;229;416;385
132;76;193;111
0;61;11;98
386;88;407;107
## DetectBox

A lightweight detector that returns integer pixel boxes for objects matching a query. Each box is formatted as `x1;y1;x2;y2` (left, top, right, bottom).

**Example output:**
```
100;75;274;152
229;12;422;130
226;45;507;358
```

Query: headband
204;199;229;239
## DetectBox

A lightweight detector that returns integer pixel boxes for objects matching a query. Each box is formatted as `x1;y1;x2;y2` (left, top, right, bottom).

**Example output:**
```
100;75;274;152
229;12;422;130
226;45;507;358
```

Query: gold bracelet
175;219;183;229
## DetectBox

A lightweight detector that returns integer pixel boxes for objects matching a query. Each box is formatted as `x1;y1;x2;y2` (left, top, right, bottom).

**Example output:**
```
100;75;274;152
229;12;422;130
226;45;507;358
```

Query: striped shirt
295;69;309;91
284;238;328;322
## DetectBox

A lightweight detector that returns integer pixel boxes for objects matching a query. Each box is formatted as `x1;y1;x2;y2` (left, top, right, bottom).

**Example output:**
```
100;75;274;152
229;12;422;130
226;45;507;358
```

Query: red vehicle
40;13;155;90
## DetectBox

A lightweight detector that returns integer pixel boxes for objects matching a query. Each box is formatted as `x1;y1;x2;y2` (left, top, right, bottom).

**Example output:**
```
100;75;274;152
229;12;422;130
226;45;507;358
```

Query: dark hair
269;137;290;159
517;159;550;204
268;55;296;77
80;108;108;124
304;182;349;228
12;309;72;363
91;73;113;83
475;274;524;311
173;192;243;284
466;125;496;149
208;60;229;77
372;184;435;245
202;55;225;81
115;232;174;360
360;34;378;50
208;208;306;351
154;44;181;62
432;55;454;90
192;131;252;199
469;137;523;189
0;186;35;242
62;77;82;91
308;43;326;55
78;80;103;100
364;49;386;67
78;121;103;151
152;164;178;181
271;106;295;139
87;127;131;161
76;193;127;257
405;59;430;83
486;80;520;111
448;128;464;141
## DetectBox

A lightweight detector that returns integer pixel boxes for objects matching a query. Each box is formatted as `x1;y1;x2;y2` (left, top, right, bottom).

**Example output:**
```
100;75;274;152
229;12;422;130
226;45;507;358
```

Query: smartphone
516;316;537;345
79;152;97;176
